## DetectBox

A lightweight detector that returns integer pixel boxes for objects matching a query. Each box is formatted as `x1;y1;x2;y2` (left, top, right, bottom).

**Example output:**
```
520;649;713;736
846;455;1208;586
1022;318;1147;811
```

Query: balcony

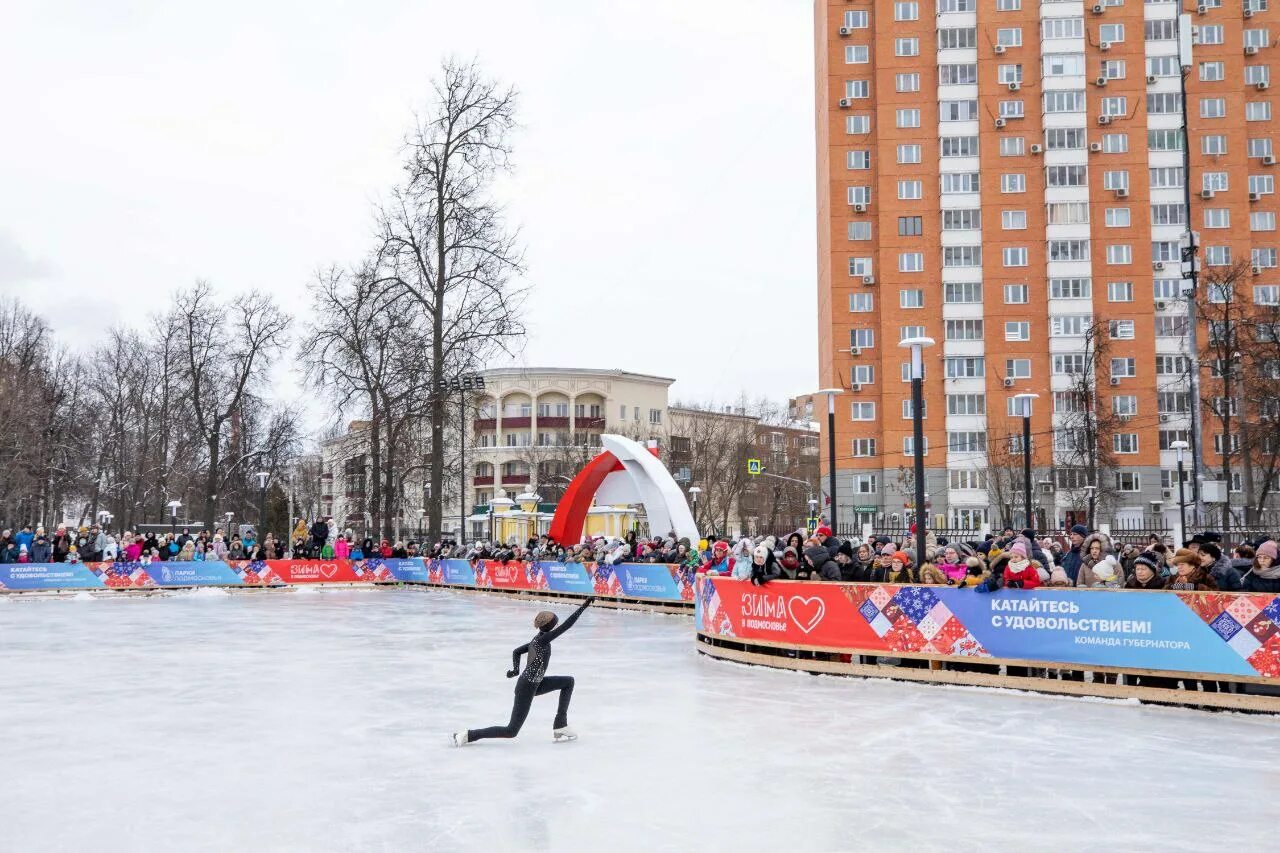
503;416;531;429
473;476;494;486
577;417;605;429
501;474;531;485
473;418;497;431
539;416;570;428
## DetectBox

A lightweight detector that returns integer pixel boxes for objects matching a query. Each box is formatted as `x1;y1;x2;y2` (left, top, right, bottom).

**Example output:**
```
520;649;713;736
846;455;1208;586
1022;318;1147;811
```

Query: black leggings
468;675;575;741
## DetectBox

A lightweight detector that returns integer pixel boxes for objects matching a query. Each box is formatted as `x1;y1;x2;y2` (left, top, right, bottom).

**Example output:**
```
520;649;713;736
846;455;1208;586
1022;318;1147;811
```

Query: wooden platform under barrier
696;633;1280;713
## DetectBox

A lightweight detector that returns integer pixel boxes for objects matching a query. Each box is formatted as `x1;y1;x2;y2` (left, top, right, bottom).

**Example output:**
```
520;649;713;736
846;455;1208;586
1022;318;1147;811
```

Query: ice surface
2;588;1277;852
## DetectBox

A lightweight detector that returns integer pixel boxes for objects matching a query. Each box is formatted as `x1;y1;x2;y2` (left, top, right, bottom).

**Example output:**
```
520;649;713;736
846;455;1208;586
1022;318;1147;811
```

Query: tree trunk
369;394;382;538
204;431;220;529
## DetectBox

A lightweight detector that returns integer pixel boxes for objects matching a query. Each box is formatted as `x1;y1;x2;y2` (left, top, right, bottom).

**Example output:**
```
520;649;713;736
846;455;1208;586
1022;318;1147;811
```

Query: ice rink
2;587;1276;852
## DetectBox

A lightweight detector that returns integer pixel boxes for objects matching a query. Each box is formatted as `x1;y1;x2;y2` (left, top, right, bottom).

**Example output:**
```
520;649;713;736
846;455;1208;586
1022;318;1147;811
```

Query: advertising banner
0;562;107;591
698;578;1280;679
420;559;692;603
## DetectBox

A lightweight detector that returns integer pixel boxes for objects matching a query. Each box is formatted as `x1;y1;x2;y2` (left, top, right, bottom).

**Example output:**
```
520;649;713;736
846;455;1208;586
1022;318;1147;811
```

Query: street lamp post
255;471;269;537
1171;440;1190;539
1083;485;1097;530
531;493;543;539
224;511;235;543
1013;393;1040;532
166;500;182;535
688;486;702;534
898;337;935;545
812;388;844;532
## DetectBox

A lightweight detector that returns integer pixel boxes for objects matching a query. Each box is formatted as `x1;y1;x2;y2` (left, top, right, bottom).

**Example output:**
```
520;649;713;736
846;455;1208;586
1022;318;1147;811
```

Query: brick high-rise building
815;0;1277;533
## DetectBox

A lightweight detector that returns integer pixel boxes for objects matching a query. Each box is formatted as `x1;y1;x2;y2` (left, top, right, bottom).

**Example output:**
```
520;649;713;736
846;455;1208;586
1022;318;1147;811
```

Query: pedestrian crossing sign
747;459;762;475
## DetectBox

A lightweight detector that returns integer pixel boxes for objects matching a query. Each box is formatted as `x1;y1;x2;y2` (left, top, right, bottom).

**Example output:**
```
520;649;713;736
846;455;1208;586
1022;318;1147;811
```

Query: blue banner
0;562;105;590
384;558;429;582
540;562;596;595
149;561;246;587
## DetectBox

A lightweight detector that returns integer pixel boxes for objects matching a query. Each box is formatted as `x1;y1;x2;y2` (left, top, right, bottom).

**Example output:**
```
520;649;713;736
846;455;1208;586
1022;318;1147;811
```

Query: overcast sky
0;0;815;422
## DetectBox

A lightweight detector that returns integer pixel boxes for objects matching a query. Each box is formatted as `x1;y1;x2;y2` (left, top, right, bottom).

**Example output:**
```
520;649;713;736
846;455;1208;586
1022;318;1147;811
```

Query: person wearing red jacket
1002;542;1042;590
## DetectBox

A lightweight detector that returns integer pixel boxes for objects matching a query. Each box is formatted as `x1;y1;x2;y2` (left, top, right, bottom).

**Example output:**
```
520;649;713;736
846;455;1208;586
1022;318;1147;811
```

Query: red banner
250;560;390;584
704;578;884;648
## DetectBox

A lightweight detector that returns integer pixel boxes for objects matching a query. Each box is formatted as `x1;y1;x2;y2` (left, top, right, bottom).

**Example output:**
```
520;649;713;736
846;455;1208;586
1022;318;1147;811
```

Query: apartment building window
898;180;923;200
1215;433;1242;454
942;209;981;230
950;469;988;490
938;0;976;10
944;246;982;266
846;150;870;170
1148;56;1180;78
1109;319;1136;339
1049;165;1088;186
899;216;922;236
1051;316;1092;339
947;394;986;415
944;357;986;378
900;289;924;308
1155;316;1187;338
895;38;919;57
1103;170;1129;191
903;436;929;457
948;432;988;453
1147;93;1182;115
1111;358;1137;378
896;109;921;128
1151;203;1186;225
1099;23;1125;42
847;186;870;205
843;10;869;28
1113;434;1139;454
998;64;1023;85
1256;285;1280;304
848;257;873;276
1106;245;1133;264
851;402;876;421
1200;135;1227;156
852;474;878;494
902;399;926;419
1205;209;1230;229
1006;321;1031;341
940;64;978;85
1044;129;1085;152
851;365;875;384
999;100;1025;118
1100;96;1127;117
946;319;985;340
851;438;877;458
1003;247;1029;267
941;136;979;157
849;293;873;312
845;45;870;63
1047;201;1089;224
897;144;921;164
1001;173;1026;193
941;173;980;194
894;2;919;20
1158;391;1191;413
649;408;662;425
945;282;983;303
900;325;926;341
1107;281;1134;302
1248;102;1273;122
938;27;977;48
899;252;925;272
1044;91;1086;113
850;329;875;348
996;0;1021;9
1048;240;1089;262
1004;359;1031;379
1102;133;1129;153
845;80;870;100
1145;18;1178;40
1205;246;1232;266
1246;65;1271;86
1199;25;1224;45
1054;354;1088;375
1200;98;1227;118
1042;17;1084;39
1105;208;1130;227
1203;171;1228;192
1253;212;1278;231
1044;54;1084;76
1051;278;1091;299
1004;284;1029;303
1000;137;1026;156
1115;472;1141;493
848;222;871;240
1002;210;1027;229
1245;28;1270;49
1250;175;1276;195
846;115;871;134
1254;247;1279;268
1200;61;1225;81
1149;130;1184;151
1054;392;1086;414
1113;395;1138;416
1250;138;1274;158
941;100;980;121
997;27;1023;47
1100;59;1126;80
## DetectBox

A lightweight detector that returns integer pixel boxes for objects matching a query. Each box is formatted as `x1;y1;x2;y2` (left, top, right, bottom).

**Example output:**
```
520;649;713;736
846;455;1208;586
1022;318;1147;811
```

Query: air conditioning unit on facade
1090;141;1103;152
1156;300;1168;310
851;383;863;392
1109;376;1121;386
839;98;853;108
1115;187;1130;198
1163;489;1174;499
839;26;853;36
1246;45;1260;56
1245;9;1255;18
1098;115;1113;125
1003;378;1015;387
1095;76;1109;87
995;44;1007;55
1251;191;1263;201
1196;4;1207;14
1257;81;1270;91
1101;41;1112;52
862;275;875;286
1265;155;1277;165
1008;81;1021;91
1030;143;1044;154
1160;414;1171;423
1146;74;1158;84
850;346;863;356
1201;189;1216;199
995;117;1007;128
1154;261;1165;270
1092;3;1105;13
1254;265;1264;276
854;202;867;212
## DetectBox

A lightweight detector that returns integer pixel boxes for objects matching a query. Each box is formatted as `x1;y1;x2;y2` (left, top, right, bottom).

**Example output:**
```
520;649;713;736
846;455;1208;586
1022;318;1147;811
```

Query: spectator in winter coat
779;546;802;578
30;534;52;563
2;541;19;563
51;527;72;563
886;552;917;584
748;543;784;585
1001;542;1042;589
176;542;196;561
956;556;988;588
803;544;840;581
1125;553;1166;590
17;544;30;563
1241;540;1280;593
1060;524;1088;584
1078;555;1124;588
310;519;329;554
1168;549;1217;590
1199;543;1243;591
13;525;34;552
333;536;350;559
833;541;862;582
813;525;844;560
918;561;948;585
700;541;734;575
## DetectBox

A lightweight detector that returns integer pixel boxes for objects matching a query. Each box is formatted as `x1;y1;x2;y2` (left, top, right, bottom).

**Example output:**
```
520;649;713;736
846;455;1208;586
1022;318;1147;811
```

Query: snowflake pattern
858;598;881;623
891;586;939;623
1210;611;1243;642
1263;596;1280;626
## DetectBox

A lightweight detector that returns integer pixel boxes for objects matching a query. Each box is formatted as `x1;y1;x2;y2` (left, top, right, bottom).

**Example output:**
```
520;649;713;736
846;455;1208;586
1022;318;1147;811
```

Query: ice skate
553;726;577;742
450;730;471;747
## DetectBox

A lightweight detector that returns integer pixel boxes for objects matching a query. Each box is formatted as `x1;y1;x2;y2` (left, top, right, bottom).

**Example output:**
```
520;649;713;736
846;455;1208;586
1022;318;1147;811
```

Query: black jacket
1241;571;1280;593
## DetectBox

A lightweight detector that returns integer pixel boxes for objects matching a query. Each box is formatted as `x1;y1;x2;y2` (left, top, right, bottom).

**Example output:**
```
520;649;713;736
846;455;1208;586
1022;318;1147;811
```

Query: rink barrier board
695;637;1280;714
417;582;694;614
696;577;1280;708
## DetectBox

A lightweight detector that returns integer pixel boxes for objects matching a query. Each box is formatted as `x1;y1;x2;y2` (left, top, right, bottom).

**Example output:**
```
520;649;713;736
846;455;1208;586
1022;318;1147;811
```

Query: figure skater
452;597;594;746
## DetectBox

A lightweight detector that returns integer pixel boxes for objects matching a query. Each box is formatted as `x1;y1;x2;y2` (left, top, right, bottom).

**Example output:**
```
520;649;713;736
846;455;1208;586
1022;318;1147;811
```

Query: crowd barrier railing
696;576;1280;713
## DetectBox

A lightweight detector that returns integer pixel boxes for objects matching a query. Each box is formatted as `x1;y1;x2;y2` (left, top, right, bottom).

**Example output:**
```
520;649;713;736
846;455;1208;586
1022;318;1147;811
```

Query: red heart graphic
319;563;338;579
787;596;825;634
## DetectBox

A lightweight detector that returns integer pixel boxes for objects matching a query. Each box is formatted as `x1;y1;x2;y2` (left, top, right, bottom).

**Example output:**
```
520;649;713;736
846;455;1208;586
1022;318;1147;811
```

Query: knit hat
713;540;729;554
1201;543;1222;562
1070;524;1088;537
1008;542;1028;558
892;551;912;566
965;556;984;569
1133;552;1160;575
752;544;770;561
1258;540;1279;561
1170;548;1199;568
815;525;832;537
534;611;558;631
880;543;897;556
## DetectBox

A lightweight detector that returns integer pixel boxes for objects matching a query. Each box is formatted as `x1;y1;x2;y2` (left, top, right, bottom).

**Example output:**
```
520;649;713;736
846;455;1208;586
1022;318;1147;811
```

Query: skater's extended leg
467;680;536;742
536;675;575;729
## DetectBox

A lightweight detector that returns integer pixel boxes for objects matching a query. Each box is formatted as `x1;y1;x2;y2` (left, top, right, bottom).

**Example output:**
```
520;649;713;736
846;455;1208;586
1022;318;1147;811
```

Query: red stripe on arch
546;450;623;545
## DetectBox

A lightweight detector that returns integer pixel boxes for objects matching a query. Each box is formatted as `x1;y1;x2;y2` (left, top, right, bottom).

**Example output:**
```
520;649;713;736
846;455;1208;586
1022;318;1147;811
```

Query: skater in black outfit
454;597;594;745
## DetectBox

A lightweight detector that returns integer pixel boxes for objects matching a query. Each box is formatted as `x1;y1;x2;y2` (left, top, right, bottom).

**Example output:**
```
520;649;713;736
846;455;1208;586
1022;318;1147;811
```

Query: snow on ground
1;588;1275;852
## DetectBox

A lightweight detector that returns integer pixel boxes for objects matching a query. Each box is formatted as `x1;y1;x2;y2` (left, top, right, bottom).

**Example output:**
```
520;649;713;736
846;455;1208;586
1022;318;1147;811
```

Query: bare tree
372;59;527;542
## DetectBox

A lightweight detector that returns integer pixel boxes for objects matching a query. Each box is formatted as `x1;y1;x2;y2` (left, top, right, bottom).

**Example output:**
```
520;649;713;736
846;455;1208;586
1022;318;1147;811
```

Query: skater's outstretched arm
508;643;530;677
544;597;593;642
